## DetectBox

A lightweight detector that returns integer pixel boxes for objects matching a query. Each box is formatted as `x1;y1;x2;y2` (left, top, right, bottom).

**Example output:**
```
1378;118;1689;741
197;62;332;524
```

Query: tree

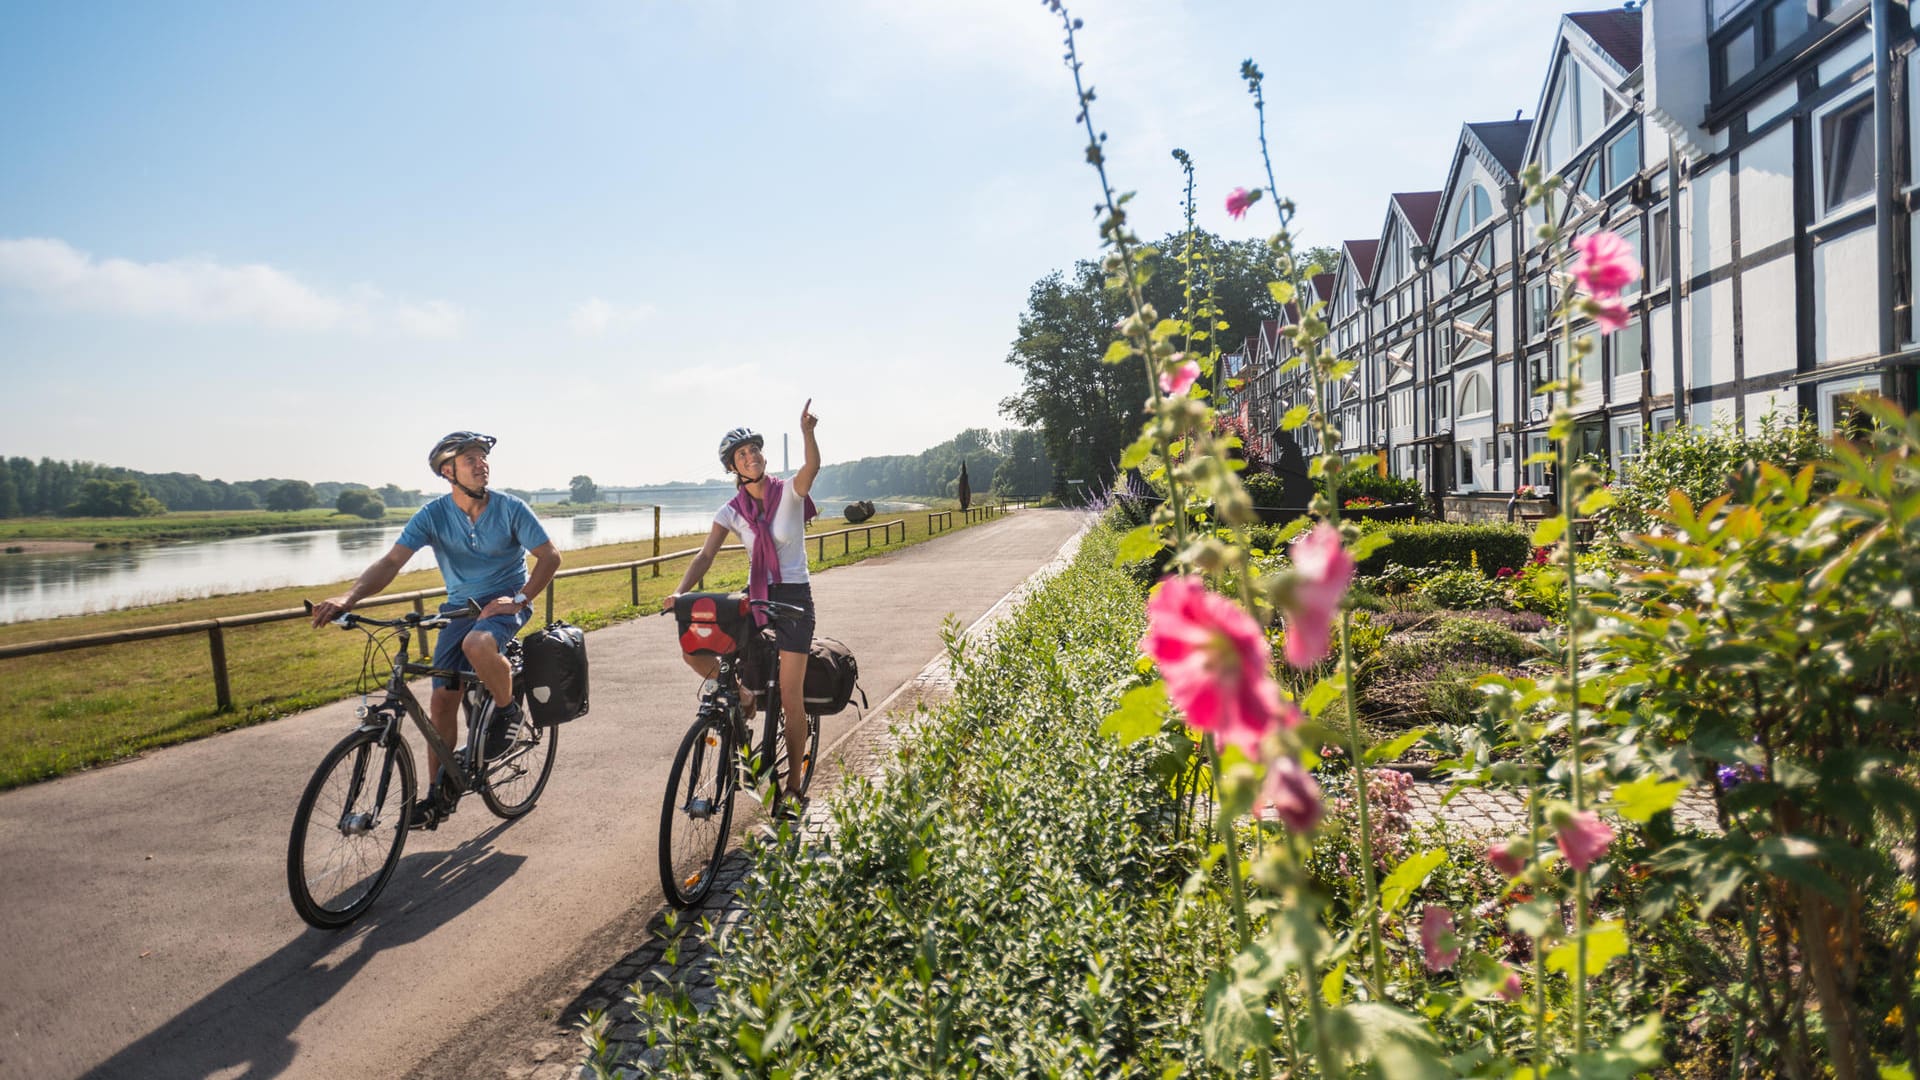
265;480;319;512
1299;245;1343;276
335;489;387;520
63;478;165;517
377;483;419;509
570;475;598;504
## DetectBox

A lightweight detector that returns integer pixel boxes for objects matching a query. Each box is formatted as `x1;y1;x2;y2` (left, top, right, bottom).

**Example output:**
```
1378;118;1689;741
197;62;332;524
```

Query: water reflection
0;497;925;624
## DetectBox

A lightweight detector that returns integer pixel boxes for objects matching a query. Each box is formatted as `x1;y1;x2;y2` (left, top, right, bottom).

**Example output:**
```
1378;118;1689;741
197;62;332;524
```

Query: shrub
1319;468;1420;505
1353;521;1531;577
1240;471;1285;508
1417;568;1506;610
1608;412;1827;536
334;489;386;520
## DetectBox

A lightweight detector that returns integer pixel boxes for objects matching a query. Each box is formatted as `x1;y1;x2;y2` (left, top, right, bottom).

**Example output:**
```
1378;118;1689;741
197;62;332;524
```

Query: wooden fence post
652;505;662;577
545;586;554;624
208;626;232;712
630;565;640;607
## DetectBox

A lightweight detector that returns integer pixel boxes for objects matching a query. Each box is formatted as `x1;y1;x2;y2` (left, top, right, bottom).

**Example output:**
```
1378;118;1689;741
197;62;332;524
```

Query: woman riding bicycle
667;400;822;804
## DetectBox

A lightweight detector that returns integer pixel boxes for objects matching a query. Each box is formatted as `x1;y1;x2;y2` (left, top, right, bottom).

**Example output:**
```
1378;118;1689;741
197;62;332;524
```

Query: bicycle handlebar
661;593;807;621
304;598;485;630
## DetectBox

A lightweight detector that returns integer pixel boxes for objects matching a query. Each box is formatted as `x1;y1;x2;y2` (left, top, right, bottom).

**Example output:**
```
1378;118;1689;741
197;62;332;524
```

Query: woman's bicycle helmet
718;427;764;472
428;431;497;478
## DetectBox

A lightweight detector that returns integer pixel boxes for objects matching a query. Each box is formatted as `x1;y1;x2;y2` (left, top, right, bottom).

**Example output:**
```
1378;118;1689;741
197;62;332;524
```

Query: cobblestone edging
526;521;1713;1078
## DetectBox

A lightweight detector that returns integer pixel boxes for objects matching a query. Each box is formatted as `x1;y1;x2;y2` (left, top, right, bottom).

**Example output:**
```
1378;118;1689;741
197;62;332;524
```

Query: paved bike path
0;509;1087;1080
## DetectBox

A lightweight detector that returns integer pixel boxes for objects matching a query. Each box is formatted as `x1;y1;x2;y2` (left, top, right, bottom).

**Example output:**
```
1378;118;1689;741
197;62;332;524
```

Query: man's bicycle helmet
428;431;497;478
718;427;764;472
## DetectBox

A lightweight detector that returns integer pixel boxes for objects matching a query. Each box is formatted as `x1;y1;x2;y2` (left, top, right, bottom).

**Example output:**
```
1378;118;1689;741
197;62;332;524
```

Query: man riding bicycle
310;431;561;828
666;400;822;806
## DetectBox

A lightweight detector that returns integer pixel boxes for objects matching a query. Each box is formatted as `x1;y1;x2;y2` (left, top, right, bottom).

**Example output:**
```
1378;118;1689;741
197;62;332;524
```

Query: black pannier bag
803;636;868;716
522;620;589;726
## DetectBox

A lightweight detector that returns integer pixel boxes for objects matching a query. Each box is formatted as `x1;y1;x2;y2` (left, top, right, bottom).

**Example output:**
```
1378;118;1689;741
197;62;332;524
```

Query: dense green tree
63;478;164;517
1000;230;1282;497
376;483;420;509
809;428;1050;500
0;466;17;518
570;475;598;503
265;480;318;512
335;489;386;520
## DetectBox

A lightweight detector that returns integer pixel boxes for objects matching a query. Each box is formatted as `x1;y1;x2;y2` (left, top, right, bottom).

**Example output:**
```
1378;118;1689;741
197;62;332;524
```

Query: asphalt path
0;508;1086;1080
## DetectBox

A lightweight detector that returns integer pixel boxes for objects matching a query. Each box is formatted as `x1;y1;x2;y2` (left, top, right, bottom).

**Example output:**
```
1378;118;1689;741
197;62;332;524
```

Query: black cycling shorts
768;582;816;654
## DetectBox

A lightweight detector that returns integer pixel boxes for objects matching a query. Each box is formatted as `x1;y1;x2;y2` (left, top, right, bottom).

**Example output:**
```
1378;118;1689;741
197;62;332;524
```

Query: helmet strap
454;480;489;501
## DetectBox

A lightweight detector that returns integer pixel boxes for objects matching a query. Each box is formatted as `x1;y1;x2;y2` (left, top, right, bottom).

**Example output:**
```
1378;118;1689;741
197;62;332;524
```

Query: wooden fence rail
0;520;909;712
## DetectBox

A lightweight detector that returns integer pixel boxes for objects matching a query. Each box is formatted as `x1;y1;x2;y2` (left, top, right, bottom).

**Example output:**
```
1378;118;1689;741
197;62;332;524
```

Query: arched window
1453;184;1494;240
1458;372;1493;417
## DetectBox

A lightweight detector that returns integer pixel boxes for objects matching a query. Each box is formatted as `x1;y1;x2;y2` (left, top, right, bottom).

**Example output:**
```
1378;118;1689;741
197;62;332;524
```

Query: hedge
1355;521;1532;576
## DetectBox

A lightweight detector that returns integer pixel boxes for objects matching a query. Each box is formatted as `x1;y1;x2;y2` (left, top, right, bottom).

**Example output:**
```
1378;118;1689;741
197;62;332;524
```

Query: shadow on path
80;820;526;1080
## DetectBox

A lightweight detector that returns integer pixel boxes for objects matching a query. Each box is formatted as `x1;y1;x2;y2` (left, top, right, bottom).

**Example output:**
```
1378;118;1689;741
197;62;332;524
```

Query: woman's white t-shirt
714;483;811;584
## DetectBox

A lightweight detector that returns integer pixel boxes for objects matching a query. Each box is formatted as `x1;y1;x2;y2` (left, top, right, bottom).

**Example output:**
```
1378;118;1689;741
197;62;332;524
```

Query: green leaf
1545;920;1628;980
1577;487;1616;515
1200;970;1273;1068
1303;676;1343;719
1379;848;1448;916
1611;774;1689;824
1118;433;1155;471
1322;959;1348;1007
1102;339;1136;365
1507;898;1560;939
1564;1014;1664;1079
1268;280;1295;305
1099;682;1169;746
1365;728;1430;765
1348;532;1393;563
1530;516;1566;547
1115;524;1163;564
1281;404;1310;431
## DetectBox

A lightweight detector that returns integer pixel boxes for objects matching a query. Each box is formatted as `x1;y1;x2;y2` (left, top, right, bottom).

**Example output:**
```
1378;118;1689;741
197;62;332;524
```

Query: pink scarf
727;475;818;624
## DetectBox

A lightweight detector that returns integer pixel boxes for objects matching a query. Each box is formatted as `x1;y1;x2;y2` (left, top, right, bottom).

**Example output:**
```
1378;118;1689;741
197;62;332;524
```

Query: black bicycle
658;593;820;908
287;601;559;929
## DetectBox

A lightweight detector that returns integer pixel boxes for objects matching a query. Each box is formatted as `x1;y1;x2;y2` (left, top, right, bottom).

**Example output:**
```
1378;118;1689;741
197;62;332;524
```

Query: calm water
1;493;918;624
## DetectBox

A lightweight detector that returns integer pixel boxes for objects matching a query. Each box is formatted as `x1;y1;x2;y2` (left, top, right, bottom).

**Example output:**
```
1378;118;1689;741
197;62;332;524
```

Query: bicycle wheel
288;728;415;930
477;698;558;819
659;719;734;908
767;708;822;806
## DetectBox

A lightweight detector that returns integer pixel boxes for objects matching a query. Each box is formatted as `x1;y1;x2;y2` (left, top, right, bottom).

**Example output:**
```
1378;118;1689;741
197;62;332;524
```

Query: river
0;494;920;625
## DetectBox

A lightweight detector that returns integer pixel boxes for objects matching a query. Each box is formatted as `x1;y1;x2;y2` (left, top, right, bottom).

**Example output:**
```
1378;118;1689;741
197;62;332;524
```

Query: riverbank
0;501;666;548
0;507;1021;789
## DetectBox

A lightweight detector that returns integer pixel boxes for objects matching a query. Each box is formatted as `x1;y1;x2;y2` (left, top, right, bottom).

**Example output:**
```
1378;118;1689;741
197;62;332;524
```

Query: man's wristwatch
512;591;528;607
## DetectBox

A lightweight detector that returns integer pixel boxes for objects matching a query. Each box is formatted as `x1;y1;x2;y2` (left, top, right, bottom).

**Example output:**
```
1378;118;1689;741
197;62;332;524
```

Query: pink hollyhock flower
1281;523;1355;669
1263;757;1322;832
1570;231;1641;297
1140;576;1289;753
1419;906;1459;971
1587;293;1631;334
1495;566;1516;580
1498;968;1525;1002
1160;357;1201;397
1225;187;1257;220
1556;811;1615;872
1488;838;1527;878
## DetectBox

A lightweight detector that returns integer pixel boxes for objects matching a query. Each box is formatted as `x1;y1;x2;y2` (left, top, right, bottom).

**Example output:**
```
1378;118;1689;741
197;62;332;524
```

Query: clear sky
0;0;1580;491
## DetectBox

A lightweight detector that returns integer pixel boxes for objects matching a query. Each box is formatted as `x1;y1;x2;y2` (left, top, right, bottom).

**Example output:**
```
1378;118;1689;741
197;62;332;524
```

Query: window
1452;302;1494;364
1607;126;1640;189
1458;445;1475;482
1390;388;1414;429
1817;95;1874;218
1530;347;1558;397
1649;205;1672;286
1528;281;1555;338
1613;419;1645;471
1435;383;1452;425
1579;159;1606;205
1818;375;1880;435
1458;372;1493;416
1768;0;1808;49
1651;409;1677;435
1612;318;1646;376
1544;59;1612;173
1454;184;1494;240
1720;25;1757;86
1616;221;1643;298
1526;434;1554;487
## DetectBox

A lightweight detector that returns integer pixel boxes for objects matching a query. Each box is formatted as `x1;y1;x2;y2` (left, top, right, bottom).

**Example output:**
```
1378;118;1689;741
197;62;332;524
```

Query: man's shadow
80;820;528;1080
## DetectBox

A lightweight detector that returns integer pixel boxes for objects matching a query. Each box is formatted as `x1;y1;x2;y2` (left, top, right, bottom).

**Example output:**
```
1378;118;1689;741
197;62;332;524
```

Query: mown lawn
0;509;1017;789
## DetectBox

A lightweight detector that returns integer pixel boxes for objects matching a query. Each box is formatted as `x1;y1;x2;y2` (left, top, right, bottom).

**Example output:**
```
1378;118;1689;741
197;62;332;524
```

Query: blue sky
0;0;1576;490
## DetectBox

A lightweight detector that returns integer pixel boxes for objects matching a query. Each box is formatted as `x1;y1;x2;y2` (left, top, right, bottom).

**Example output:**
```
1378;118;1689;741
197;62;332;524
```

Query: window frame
1812;90;1875;223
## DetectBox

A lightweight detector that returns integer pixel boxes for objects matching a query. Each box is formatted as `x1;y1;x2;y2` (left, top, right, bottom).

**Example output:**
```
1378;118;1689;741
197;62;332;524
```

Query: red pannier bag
674;592;752;657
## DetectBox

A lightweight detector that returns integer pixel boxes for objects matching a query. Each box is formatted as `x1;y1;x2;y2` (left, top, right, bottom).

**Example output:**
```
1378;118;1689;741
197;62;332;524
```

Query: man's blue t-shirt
397;492;551;607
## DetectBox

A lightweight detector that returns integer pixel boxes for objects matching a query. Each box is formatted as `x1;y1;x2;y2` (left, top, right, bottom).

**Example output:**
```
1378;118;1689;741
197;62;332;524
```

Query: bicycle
287;600;559;929
658;593;821;908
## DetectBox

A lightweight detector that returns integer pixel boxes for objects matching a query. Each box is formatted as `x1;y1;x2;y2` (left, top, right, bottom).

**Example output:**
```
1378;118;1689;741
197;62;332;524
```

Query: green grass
0;509;1018;789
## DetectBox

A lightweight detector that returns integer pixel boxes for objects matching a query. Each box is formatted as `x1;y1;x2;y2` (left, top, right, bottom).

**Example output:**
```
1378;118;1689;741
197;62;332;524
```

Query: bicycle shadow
77;819;527;1080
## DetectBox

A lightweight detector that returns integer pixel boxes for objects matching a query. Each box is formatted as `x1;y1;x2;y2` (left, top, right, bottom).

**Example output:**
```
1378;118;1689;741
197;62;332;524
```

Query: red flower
1419;906;1460;971
1281;524;1355;670
1555;811;1615;872
1488;838;1527;878
1498;969;1525;1002
1225;187;1258;220
1140;576;1290;754
1262;757;1322;832
1159;357;1201;397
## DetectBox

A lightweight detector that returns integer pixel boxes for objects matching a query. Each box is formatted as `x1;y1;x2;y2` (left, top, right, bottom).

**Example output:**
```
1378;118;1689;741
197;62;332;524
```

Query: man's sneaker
405;787;456;831
485;702;524;759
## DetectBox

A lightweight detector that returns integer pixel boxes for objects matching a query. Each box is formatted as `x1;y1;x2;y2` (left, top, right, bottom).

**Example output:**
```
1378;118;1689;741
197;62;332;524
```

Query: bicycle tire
476;697;558;819
659;719;734;908
288;727;415;930
766;708;822;815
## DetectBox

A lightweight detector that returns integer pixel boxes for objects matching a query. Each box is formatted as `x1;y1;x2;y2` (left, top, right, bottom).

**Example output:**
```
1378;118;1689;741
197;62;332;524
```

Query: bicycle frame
354;623;491;797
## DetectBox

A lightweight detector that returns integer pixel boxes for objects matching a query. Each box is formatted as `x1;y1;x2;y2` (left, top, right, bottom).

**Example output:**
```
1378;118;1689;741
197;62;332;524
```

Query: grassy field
0;500;683;548
0;508;1018;789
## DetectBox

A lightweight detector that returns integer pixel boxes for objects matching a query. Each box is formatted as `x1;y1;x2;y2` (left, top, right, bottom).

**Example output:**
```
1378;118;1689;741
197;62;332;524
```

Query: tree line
999;230;1326;498
0;456;428;519
808;428;1051;501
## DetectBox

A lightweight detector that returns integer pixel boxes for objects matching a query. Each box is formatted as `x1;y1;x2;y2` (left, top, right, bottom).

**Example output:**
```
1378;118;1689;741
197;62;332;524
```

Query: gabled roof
1391;191;1444;244
1343;239;1378;283
1568;10;1643;73
1311;273;1336;304
1466;119;1532;177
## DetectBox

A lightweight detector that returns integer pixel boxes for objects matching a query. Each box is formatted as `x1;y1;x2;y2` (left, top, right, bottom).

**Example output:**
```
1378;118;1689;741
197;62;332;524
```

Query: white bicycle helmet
718;427;764;472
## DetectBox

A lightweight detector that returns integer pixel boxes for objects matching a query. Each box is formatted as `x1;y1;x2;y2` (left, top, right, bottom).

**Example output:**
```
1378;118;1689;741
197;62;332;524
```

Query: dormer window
1452;184;1494;241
